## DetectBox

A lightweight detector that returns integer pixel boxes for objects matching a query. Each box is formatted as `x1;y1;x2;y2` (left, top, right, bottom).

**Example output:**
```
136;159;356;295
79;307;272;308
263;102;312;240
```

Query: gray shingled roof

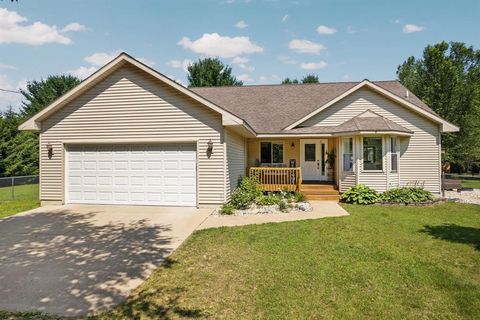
191;81;434;134
282;113;413;135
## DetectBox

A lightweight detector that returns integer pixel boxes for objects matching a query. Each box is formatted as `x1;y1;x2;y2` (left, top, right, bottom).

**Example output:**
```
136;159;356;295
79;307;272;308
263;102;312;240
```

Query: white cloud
167;59;193;71
281;14;289;23
300;61;328;70
69;51;155;79
68;66;97;79
0;63;16;70
0;74;25;110
235;20;248;29
393;19;401;24
84;51;122;66
403;24;424;34
231;56;254;72
232;56;249;64
61;22;86;32
237;73;254;82
278;55;297;65
178;33;263;58
289;39;326;54
0;8;75;45
316;25;337;35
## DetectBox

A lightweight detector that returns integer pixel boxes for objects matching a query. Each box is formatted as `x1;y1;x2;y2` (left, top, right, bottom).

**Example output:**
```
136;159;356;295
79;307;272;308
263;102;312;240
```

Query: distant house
20;53;458;207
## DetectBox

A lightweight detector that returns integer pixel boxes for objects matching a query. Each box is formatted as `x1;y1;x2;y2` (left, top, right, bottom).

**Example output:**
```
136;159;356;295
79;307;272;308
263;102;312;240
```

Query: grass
0;184;39;218
462;179;480;189
1;202;479;319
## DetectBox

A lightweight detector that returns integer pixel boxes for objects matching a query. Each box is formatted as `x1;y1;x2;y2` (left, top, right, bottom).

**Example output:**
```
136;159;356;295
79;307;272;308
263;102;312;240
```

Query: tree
281;74;319;84
20;75;81;120
301;74;320;83
397;41;480;171
0;108;20;175
282;77;299;84
0;75;81;176
187;58;243;87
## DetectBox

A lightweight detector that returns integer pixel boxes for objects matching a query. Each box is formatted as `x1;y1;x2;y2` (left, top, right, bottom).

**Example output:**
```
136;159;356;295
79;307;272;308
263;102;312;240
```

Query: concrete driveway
0;204;212;317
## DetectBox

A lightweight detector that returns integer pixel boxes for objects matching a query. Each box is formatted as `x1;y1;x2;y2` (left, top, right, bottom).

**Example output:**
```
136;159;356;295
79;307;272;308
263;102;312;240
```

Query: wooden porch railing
249;167;302;192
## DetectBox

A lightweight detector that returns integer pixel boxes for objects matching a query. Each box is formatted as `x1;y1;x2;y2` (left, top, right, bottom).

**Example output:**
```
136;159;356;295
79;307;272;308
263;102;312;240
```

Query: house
20;53;459;207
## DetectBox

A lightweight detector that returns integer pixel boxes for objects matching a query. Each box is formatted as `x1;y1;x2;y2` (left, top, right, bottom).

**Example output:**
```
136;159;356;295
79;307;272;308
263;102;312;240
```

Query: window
363;137;383;171
260;142;284;164
304;144;316;161
342;137;353;172
390;137;399;172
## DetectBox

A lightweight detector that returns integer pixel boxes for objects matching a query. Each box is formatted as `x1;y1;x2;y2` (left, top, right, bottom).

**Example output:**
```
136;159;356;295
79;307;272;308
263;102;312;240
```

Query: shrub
279;189;294;202
278;199;291;212
341;184;379;205
256;193;280;206
380;187;433;204
294;192;305;202
229;177;262;209
220;203;235;215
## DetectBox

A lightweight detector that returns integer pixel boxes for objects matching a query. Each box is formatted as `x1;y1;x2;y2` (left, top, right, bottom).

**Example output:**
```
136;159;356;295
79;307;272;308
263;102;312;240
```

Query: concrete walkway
197;201;349;230
0;204;212;317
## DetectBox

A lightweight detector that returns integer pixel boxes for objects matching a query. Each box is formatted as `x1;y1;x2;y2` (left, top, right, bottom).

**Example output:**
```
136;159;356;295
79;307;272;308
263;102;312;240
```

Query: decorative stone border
215;202;313;216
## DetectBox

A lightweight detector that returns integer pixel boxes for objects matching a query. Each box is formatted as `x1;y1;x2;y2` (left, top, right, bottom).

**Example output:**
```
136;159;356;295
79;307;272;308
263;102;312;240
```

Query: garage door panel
66;144;196;206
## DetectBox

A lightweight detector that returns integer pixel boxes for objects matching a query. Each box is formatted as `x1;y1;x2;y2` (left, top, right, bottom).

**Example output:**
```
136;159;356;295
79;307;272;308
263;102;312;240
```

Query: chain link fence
0;175;39;201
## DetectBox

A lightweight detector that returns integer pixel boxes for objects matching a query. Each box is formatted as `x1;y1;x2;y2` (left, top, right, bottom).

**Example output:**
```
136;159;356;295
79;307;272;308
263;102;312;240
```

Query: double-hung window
342;137;353;172
260;142;284;164
363;137;383;171
390;137;399;172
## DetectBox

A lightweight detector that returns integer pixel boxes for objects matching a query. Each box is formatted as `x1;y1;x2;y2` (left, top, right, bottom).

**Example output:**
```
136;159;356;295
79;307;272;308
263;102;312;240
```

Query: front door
300;139;328;181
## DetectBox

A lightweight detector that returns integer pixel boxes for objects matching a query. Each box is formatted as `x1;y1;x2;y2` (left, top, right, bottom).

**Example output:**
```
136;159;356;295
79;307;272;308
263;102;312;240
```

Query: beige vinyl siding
340;173;355;192
304;87;441;193
225;128;247;200
40;64;225;205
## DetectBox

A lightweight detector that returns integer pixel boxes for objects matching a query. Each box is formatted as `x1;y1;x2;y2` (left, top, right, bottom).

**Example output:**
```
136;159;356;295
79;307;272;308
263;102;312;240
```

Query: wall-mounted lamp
290;142;295;149
46;142;53;159
207;139;214;152
206;139;214;158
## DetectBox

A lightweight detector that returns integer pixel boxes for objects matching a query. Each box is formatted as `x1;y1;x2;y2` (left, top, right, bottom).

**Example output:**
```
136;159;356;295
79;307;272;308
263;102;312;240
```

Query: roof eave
19;52;249;133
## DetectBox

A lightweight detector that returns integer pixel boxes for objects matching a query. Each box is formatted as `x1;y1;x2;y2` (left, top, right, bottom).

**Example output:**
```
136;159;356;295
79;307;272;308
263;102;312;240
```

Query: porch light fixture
207;139;214;152
46;142;53;159
291;142;295;149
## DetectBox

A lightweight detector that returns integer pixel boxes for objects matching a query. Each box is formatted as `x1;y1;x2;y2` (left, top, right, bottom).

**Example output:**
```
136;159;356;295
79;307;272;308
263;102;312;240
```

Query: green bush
256;193;280;206
380;187;433;204
294;192;305;202
341;184;379;205
229;177;262;209
220;203;235;215
278;199;291;212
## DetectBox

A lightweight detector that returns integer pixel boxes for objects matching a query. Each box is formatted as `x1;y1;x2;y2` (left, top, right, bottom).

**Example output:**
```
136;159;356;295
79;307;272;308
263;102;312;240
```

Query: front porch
247;137;341;200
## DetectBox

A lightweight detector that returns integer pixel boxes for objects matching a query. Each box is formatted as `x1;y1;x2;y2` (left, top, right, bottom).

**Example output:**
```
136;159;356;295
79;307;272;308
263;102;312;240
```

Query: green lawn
462;179;480;189
1;202;479;319
0;184;39;218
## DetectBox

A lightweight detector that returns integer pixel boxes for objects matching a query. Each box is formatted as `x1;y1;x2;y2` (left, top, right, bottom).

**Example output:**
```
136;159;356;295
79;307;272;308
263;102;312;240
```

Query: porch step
305;194;341;201
301;184;340;201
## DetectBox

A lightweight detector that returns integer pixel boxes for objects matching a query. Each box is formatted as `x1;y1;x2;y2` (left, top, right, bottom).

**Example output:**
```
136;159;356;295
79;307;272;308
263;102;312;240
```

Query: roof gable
285;80;458;133
19;53;249;132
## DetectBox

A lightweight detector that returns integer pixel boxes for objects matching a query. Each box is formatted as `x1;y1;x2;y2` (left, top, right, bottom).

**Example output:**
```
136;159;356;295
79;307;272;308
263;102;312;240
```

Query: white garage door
66;144;197;206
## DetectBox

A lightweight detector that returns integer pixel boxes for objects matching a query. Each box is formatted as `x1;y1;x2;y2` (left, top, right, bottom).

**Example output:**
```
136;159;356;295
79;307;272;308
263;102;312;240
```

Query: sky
1;0;479;111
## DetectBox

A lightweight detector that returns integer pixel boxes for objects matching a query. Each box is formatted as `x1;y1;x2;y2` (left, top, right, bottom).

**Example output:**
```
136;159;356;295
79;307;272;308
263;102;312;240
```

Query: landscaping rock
295;202;313;212
444;189;480;205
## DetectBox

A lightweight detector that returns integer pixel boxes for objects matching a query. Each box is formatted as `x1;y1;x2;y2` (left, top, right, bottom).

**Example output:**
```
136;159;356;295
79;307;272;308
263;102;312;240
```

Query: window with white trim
363;137;383;171
390;137;399;172
260;142;284;164
342;137;353;172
